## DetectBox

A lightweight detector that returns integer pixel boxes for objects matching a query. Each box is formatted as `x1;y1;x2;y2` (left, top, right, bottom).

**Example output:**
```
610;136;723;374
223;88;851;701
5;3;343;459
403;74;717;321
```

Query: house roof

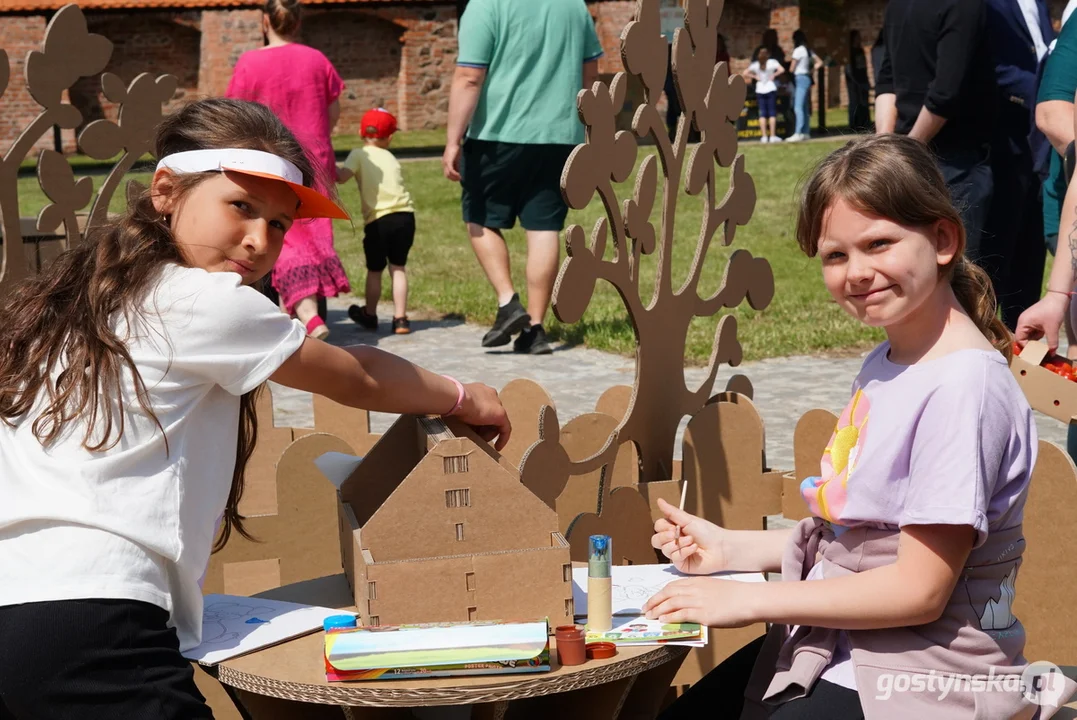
1;0;442;11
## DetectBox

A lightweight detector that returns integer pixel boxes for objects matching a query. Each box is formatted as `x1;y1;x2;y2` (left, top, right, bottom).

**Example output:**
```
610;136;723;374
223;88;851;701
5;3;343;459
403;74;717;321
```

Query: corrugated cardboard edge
1014;440;1077;666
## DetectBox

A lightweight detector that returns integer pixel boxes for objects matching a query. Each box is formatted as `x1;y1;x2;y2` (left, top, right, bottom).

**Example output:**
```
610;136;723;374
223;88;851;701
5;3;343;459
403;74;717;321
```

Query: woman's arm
269;339;511;448
328;99;341;134
1016;162;1077;348
1036;99;1074;155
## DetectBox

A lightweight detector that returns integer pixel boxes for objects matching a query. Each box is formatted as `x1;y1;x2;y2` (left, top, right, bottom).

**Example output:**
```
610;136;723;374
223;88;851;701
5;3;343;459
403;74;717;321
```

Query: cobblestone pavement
269;298;1070;473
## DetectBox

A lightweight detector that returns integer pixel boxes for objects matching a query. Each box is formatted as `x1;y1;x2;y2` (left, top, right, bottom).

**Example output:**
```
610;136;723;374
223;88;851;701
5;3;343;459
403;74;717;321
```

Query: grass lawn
14;136;881;363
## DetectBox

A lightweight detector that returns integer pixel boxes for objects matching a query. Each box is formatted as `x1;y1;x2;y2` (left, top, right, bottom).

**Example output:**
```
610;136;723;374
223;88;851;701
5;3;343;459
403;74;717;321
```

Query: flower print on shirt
801;388;870;523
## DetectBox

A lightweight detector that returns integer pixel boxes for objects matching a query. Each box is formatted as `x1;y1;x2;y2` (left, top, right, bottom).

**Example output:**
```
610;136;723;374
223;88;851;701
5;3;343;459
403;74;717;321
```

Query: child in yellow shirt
337;108;416;334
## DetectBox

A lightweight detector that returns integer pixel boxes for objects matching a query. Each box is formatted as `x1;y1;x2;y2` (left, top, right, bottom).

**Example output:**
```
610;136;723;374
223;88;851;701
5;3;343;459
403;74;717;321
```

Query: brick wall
0;0;767;153
68;11;201;149
360;6;458;131
0;15;52;158
303;10;405;133
198;9;262;98
590;0;635;73
718;2;772;75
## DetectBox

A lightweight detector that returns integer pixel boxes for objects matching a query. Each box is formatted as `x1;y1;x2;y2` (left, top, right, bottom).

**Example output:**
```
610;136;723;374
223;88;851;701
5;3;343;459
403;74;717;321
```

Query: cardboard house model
329;415;574;629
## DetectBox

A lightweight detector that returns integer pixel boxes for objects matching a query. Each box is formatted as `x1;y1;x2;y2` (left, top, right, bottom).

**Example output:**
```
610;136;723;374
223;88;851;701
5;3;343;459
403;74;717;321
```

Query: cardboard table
209;574;689;720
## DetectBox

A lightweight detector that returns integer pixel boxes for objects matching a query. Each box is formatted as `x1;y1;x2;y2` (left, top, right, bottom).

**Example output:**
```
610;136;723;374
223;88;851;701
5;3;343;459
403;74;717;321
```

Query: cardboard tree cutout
554;0;774;484
0;4;176;296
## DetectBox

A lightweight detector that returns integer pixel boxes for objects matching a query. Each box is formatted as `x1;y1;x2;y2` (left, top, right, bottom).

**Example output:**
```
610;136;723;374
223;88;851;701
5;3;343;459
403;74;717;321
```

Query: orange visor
156;148;349;220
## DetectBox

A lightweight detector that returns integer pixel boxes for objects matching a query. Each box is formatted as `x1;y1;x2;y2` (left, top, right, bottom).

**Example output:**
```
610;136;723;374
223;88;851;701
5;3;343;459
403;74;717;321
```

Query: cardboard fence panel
1014;440;1077;666
675;398;781;688
499;378;555;471
312;393;379;457
786;408;838;521
198;432;353;720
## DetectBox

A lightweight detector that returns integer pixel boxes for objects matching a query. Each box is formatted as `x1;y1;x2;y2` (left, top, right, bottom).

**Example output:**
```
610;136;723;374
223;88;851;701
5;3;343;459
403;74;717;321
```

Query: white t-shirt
792;45;813;75
1016;0;1048;61
748;58;782;94
0;265;306;651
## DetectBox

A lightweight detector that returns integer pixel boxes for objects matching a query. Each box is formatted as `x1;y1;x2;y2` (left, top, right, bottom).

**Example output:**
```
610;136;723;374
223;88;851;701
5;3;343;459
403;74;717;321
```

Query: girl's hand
651;497;728;575
455;383;512;451
1015;292;1070;352
642;577;759;628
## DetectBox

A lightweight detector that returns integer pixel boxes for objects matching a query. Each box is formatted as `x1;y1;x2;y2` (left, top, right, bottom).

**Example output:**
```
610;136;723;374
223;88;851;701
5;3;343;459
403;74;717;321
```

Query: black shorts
0;599;213;720
460;139;574;232
363;211;415;272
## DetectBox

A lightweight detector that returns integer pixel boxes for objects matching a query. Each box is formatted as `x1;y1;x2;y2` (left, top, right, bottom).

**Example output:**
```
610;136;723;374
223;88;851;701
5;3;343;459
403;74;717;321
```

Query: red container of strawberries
1011;341;1077;422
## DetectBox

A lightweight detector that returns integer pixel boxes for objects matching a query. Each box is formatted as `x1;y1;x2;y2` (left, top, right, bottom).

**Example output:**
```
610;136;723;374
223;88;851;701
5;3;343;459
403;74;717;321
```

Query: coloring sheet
571;564;765;617
184;594;354;665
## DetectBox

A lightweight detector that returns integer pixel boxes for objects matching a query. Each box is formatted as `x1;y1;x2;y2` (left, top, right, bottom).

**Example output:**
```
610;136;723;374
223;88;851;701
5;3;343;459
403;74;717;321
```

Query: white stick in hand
675;480;688;539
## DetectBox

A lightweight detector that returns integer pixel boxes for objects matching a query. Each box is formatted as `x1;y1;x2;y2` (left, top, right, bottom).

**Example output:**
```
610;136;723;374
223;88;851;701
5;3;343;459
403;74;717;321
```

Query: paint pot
323;614;358;632
555;624;586;666
585;641;617;660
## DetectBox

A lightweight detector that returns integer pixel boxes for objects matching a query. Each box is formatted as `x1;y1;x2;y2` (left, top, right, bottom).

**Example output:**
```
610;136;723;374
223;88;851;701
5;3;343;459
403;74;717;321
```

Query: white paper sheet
314;451;365;489
571;564;765;617
184;594;355;665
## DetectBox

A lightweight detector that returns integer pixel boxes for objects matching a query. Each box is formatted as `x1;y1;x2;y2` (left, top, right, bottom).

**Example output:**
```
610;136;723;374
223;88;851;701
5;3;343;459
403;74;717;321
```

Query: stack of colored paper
324;619;551;681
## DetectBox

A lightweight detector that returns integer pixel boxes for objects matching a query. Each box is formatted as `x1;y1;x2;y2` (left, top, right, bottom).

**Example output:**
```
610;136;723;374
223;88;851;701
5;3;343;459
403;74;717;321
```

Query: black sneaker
481;294;531;347
348;305;378;331
513;324;553;355
392;317;411;335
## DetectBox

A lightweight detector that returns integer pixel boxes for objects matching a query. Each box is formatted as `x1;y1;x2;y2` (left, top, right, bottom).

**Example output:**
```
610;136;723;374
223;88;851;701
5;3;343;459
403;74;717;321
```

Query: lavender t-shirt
798;343;1037;689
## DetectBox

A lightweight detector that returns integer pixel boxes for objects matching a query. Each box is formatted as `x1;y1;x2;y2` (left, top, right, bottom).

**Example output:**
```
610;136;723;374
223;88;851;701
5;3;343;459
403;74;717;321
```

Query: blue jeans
794;74;812;136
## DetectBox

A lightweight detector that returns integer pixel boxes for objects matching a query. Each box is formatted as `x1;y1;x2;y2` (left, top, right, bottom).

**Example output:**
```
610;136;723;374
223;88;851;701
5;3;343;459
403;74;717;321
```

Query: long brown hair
0;97;316;551
794;134;1011;360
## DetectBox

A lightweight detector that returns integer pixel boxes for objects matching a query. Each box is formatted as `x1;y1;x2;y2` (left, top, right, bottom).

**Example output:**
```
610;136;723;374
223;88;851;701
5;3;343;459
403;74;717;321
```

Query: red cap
360;108;398;139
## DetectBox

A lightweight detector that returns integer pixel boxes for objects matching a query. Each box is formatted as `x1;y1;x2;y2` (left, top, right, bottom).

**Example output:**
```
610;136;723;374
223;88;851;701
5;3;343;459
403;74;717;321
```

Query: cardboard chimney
330;415;573;628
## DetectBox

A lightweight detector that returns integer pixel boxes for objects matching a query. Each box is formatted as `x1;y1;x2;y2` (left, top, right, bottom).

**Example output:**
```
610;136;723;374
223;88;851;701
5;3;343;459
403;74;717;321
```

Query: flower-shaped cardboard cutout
671;0;718;124
623;155;658;255
79;73;178;160
621;0;668;103
26;5;111;123
553;223;603;324
562;75;637;209
36;149;93;234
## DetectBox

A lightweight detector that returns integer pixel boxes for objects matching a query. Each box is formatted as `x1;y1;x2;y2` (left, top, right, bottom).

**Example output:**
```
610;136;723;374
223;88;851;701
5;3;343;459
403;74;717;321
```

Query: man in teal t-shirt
442;0;603;355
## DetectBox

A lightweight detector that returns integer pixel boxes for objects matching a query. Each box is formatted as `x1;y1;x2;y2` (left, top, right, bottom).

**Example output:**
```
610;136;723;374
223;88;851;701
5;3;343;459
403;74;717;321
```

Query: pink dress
227;43;351;313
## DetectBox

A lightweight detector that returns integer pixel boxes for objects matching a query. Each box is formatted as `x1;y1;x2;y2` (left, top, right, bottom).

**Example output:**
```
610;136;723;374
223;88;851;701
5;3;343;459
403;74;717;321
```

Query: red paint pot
555;625;586;666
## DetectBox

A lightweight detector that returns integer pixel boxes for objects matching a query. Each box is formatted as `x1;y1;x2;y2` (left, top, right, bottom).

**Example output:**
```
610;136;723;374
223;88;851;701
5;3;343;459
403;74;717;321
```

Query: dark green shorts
460;139;575;232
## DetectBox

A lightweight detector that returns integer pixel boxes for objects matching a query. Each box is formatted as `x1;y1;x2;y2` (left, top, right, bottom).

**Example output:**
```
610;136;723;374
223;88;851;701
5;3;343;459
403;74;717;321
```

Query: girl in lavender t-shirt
643;135;1076;718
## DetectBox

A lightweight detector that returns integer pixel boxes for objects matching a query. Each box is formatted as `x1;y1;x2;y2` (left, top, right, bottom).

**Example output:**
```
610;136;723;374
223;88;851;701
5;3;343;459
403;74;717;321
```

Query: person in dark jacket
845;30;871;131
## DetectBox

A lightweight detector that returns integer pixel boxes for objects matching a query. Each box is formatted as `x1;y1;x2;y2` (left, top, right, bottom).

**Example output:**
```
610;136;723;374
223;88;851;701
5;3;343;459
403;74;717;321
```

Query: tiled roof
0;0;443;11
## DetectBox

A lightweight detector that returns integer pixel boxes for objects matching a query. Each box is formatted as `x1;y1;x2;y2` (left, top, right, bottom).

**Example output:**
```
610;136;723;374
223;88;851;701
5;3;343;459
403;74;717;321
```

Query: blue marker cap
323;614;358;631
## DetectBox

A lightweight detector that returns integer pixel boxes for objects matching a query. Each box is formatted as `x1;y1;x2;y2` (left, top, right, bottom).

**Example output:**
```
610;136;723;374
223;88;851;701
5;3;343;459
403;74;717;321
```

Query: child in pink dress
226;0;350;339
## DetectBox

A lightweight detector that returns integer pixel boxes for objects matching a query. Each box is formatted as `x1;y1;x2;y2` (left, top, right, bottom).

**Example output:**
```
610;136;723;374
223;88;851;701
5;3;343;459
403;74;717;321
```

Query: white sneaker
771;135;784;143
760;136;770;143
